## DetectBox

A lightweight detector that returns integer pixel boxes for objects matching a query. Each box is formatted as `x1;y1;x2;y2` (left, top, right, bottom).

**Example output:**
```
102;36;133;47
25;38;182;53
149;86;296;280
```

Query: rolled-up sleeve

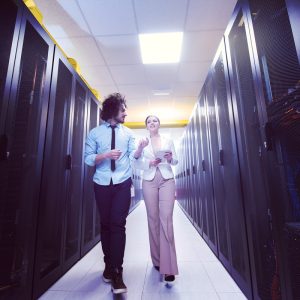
133;155;150;170
84;130;97;166
127;131;137;161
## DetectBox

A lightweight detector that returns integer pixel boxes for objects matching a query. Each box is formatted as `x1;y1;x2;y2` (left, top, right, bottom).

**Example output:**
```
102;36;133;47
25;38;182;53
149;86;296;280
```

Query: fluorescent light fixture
153;89;171;96
139;32;183;64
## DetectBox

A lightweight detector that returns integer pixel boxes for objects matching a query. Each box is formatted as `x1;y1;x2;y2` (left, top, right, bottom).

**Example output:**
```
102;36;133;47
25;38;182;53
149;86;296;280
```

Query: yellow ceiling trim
125;120;188;129
23;0;43;24
22;0;101;101
67;58;81;74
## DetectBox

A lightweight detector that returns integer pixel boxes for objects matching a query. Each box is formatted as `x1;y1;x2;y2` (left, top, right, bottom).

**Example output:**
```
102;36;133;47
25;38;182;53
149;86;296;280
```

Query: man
84;93;136;294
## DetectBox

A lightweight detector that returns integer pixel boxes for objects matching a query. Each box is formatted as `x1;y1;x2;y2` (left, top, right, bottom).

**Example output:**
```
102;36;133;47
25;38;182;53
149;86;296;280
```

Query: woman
134;115;178;283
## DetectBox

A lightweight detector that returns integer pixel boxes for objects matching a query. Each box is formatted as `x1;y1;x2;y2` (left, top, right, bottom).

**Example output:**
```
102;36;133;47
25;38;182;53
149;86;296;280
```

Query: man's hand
107;149;122;160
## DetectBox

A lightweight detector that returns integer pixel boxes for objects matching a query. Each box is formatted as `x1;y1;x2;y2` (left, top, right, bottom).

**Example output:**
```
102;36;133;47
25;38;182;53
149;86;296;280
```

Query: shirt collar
104;121;120;129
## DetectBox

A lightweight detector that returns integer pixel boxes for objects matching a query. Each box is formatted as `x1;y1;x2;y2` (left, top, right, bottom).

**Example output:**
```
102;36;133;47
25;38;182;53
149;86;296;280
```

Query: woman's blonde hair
145;115;160;126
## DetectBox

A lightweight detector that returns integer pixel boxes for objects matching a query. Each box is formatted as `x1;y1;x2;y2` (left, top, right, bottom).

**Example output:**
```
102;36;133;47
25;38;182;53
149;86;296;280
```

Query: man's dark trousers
94;177;132;269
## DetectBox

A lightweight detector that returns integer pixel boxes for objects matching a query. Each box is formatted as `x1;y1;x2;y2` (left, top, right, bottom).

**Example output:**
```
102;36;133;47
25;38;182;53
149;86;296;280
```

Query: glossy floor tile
39;201;247;300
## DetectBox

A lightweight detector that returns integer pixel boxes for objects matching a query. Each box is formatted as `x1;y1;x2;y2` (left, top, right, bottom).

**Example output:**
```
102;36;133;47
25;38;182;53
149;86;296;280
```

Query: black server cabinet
286;0;300;64
33;47;87;298
186;126;193;221
0;2;55;299
194;104;204;233
81;97;101;256
246;0;300;298
181;134;187;211
198;89;218;254
209;41;252;297
65;77;87;266
225;3;277;299
191;115;201;231
0;0;22;134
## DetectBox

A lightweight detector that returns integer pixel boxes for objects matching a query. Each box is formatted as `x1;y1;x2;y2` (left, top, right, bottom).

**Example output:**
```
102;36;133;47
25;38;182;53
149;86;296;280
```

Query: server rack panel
225;3;277;299
0;0;22;135
0;2;55;299
206;50;231;272
0;4;22;294
33;45;90;298
200;87;218;254
63;76;88;270
187;125;196;223
33;48;75;298
191;115;201;231
81;97;101;256
194;103;204;234
286;0;300;64
246;0;300;298
181;135;188;212
213;40;252;297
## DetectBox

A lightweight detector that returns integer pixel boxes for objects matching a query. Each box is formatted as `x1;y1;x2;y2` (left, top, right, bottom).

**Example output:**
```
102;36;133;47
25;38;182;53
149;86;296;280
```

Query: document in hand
155;150;171;160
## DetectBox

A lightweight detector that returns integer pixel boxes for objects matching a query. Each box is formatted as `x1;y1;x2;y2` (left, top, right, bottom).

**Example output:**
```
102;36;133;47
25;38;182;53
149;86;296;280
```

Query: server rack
33;45;88;298
213;40;252;296
81;96;101;256
245;0;300;298
191;115;201;232
0;1;134;299
226;4;277;299
193;105;203;233
0;1;55;299
176;0;300;298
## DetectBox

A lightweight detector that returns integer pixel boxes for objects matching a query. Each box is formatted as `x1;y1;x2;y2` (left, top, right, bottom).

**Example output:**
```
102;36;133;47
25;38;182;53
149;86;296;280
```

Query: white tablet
155;149;171;160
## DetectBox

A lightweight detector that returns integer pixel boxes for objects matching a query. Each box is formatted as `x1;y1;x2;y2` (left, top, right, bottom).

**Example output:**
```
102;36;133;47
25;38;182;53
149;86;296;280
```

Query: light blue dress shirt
84;121;136;185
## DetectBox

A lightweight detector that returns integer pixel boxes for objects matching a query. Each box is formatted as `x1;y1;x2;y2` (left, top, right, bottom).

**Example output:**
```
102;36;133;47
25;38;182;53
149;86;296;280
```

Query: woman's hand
138;138;149;150
134;138;149;159
164;151;172;163
149;158;161;167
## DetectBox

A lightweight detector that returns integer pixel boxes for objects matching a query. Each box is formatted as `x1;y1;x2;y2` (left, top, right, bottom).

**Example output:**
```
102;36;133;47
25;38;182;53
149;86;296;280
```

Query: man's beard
114;116;125;124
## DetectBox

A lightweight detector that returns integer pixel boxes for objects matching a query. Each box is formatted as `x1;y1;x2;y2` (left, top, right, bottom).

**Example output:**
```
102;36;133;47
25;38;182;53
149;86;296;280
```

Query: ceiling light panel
139;32;183;64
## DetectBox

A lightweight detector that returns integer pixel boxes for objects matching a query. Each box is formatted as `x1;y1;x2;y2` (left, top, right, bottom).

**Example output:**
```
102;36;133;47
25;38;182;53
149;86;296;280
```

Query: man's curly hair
100;93;127;121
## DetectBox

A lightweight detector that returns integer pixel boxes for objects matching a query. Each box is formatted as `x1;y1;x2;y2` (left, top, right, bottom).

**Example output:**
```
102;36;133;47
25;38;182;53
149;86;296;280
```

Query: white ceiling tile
34;0;235;126
177;62;211;82
35;0;91;38
77;0;137;35
173;97;198;121
80;65;115;86
56;37;105;66
118;84;151;100
173;97;198;107
134;0;188;33
95;35;142;65
109;65;146;85
144;64;178;87
147;95;173;104
126;102;151;122
93;85;119;100
173;82;203;98
181;31;224;63
186;0;237;31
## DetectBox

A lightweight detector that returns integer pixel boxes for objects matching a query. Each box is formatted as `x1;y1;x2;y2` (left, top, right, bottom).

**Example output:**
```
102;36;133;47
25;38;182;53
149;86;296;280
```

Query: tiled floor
39;201;247;300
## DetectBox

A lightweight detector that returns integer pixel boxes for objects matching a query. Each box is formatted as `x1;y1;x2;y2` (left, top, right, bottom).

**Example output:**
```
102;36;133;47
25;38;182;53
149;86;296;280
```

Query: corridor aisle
39;201;247;300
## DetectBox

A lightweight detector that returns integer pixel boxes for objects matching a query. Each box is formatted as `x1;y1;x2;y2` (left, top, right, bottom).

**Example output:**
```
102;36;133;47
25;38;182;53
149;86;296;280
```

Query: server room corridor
2;0;300;299
38;201;246;300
